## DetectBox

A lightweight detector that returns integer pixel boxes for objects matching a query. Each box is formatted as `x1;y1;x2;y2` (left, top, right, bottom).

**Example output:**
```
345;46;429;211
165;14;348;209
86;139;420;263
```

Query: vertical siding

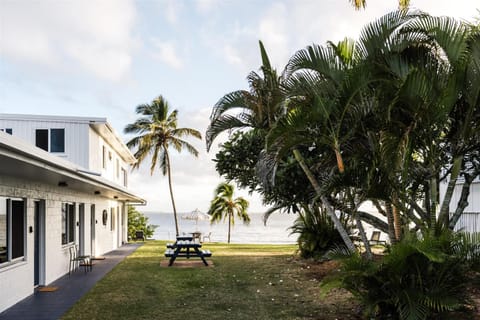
453;212;480;234
448;182;480;212
0;117;129;185
0;118;90;169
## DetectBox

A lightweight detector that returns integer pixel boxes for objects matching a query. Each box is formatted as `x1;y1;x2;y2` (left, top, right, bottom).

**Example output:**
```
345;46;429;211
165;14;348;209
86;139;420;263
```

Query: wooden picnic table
165;240;212;266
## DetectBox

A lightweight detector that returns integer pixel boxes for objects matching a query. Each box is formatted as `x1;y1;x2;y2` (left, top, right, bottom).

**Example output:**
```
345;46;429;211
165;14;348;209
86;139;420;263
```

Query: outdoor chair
69;245;92;275
134;230;145;241
369;231;386;246
202;232;212;243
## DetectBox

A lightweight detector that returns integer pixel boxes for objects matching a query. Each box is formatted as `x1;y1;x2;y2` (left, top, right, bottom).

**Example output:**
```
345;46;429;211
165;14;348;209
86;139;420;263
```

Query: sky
0;0;478;213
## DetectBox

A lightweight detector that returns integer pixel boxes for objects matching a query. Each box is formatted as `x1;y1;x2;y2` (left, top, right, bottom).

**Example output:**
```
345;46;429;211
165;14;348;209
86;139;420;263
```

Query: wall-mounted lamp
58;181;68;187
94;191;101;195
29;226;33;233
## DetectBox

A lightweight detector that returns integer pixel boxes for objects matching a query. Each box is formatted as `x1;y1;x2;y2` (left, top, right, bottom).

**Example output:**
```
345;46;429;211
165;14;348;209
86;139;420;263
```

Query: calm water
143;211;298;244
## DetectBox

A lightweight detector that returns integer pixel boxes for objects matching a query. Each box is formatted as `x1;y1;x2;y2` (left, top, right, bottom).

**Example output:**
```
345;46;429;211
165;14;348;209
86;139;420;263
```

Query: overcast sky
1;0;478;213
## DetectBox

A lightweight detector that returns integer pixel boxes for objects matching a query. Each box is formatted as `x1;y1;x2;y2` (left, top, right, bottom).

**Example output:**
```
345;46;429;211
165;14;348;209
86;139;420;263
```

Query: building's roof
0;131;145;204
0;113;137;164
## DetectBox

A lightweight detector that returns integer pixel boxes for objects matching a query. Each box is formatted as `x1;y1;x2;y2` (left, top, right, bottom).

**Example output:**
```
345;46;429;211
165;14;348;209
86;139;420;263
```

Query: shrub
127;206;157;240
322;230;480;319
289;204;352;259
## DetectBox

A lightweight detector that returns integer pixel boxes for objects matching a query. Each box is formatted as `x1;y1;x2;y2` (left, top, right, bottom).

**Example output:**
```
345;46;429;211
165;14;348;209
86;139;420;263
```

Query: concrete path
0;243;142;320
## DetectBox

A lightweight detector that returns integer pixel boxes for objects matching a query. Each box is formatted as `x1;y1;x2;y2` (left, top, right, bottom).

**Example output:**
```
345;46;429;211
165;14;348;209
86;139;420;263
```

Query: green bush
127;206;157;240
322;230;480;319
289;205;352;259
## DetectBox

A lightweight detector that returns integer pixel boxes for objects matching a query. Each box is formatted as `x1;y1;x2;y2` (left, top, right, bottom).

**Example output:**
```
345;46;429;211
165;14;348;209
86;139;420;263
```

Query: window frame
0;196;26;266
121;167;127;187
110;207;115;231
61;203;75;245
50;128;65;153
35;128;65;153
102;146;107;169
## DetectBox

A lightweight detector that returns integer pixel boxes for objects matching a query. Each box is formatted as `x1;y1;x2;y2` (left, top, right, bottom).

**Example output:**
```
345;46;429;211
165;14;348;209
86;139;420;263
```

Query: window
110;207;115;231
116;159;120;178
36;129;48;151
50;129;65;152
0;128;12;135
121;168;127;187
102;146;107;169
61;203;75;245
0;196;25;265
35;128;65;153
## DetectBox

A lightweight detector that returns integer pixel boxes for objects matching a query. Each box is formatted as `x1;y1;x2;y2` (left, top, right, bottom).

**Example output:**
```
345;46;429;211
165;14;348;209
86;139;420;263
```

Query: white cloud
0;0;137;81
257;3;291;69
151;40;184;69
196;0;220;14
223;45;244;67
163;0;183;25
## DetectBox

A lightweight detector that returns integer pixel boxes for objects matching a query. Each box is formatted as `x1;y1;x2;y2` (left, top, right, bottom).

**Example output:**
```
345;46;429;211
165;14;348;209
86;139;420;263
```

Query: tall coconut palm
124;95;202;236
208;182;250;244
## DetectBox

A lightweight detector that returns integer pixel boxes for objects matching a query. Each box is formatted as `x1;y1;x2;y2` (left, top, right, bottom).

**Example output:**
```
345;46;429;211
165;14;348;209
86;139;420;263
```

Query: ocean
143;211;298;244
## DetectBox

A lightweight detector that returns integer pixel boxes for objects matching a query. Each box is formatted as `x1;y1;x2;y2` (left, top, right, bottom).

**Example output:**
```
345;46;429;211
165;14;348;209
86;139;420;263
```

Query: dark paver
0;243;142;320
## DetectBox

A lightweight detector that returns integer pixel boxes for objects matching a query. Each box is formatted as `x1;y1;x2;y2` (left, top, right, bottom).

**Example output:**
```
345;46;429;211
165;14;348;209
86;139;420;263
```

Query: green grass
62;241;357;320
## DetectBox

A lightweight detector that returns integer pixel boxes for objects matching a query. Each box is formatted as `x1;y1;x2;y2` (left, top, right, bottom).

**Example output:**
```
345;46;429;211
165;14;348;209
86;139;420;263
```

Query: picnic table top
175;240;202;247
176;236;194;241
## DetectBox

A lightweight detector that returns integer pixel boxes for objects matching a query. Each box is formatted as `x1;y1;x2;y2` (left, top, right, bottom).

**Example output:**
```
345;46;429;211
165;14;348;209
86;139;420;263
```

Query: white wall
0;175;128;313
441;181;480;213
89;128;129;187
0;117;130;187
0;118;90;169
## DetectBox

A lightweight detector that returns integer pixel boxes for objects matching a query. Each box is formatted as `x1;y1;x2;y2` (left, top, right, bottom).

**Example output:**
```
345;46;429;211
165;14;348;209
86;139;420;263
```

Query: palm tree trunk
228;211;232;244
429;173;439;235
356;217;372;259
292;149;356;253
438;156;462;228
165;150;180;236
385;202;397;243
392;205;401;240
449;174;474;229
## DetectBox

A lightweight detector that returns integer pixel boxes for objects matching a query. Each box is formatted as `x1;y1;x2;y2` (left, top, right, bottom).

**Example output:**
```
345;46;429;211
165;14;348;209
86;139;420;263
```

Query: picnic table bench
164;239;212;266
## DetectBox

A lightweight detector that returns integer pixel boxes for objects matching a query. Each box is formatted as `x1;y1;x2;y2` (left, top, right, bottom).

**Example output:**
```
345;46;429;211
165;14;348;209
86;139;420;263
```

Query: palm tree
124;95;202;236
208;182;250;244
206;40;285;151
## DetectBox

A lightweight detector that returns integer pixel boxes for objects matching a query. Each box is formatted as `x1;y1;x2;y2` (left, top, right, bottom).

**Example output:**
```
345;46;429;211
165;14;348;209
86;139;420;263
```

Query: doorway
78;204;85;255
34;200;45;287
90;204;96;257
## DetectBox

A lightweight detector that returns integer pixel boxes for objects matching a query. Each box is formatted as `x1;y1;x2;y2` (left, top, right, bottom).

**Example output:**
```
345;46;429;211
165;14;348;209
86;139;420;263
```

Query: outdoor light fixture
58;181;68;187
113;196;118;199
94;191;101;195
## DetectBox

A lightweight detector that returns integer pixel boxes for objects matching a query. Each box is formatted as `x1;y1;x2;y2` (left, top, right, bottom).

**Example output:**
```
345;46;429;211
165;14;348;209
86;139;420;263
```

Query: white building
0;114;144;313
441;176;480;233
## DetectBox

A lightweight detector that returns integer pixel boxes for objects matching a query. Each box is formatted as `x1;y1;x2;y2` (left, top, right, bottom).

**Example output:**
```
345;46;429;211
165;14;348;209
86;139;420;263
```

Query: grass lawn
62;241;359;320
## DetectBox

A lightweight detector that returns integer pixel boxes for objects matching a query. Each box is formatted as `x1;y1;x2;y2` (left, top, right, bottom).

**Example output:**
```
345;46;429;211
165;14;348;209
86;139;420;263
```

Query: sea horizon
143;211;299;244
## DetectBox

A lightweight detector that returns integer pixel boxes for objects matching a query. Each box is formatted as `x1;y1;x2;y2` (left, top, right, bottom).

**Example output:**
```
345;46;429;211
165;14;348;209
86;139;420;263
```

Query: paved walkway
0;243;142;320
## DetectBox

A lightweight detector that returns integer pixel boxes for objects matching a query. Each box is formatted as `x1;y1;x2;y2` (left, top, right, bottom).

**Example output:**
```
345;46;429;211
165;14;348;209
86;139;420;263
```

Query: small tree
208;182;250;244
127;206;157;240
